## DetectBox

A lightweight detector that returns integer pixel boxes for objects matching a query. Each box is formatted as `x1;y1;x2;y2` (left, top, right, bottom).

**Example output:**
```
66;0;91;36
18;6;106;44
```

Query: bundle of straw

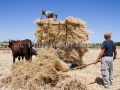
34;16;91;44
34;16;91;65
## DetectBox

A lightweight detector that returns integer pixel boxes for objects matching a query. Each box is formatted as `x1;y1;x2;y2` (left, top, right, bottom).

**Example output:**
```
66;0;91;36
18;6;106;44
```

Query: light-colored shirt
32;47;37;51
45;11;53;17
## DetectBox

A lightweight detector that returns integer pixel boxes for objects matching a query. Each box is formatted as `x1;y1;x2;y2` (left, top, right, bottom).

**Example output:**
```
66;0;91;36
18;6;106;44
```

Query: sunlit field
0;48;120;90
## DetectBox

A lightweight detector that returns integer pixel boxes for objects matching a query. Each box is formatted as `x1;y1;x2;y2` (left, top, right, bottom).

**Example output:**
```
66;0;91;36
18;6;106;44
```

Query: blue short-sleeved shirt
102;40;116;57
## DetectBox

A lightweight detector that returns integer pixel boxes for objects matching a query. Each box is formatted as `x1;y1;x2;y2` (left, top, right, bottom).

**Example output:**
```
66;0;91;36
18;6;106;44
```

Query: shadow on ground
90;77;103;85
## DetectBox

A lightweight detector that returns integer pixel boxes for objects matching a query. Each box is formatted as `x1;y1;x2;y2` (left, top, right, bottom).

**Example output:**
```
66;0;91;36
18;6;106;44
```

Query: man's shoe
104;85;110;89
111;83;114;86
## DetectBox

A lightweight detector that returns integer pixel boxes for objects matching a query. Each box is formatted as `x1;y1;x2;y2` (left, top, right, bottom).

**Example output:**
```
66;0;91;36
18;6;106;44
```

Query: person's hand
93;59;98;64
113;56;116;60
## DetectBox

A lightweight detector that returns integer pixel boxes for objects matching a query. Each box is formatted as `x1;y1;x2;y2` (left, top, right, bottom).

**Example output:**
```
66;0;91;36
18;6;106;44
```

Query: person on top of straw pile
93;31;117;89
32;44;37;51
42;10;58;21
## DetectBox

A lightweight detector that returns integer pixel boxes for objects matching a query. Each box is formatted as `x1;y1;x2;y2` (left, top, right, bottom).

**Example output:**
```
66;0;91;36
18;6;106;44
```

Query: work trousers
53;13;58;21
101;57;114;87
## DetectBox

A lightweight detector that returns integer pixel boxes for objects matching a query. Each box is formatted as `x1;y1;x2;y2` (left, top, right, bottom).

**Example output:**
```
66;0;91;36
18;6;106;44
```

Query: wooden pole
57;21;60;39
71;62;94;70
40;8;43;47
65;19;68;47
40;8;43;22
48;22;50;45
71;60;102;70
57;21;60;45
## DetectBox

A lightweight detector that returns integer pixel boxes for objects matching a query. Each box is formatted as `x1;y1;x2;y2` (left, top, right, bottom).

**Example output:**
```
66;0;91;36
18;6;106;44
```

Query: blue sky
0;0;120;43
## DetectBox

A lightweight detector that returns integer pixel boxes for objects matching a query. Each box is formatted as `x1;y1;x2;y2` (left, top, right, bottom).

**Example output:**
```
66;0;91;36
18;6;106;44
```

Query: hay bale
1;48;70;89
57;47;88;65
34;16;91;44
1;61;58;89
55;78;88;90
1;74;12;85
11;61;42;77
1;60;82;90
37;48;70;72
34;16;91;65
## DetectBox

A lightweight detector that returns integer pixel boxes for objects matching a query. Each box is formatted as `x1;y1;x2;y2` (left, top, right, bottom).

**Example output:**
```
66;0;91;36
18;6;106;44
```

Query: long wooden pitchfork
70;57;119;71
70;60;101;70
71;62;94;70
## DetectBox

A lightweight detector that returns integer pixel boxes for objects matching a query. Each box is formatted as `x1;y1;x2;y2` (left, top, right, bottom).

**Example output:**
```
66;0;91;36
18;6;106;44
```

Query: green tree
115;42;120;46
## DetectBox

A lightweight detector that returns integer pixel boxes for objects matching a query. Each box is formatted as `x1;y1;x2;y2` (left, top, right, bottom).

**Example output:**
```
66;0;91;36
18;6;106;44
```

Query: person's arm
45;11;50;19
46;16;48;19
113;49;117;60
93;48;105;64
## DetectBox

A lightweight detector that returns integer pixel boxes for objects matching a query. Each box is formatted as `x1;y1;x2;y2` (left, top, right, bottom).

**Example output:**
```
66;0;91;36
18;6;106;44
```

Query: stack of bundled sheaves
35;16;92;65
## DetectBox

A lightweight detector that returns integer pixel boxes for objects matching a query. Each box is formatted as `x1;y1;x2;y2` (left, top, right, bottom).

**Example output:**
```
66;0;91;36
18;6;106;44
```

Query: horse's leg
22;56;24;60
13;56;15;63
12;53;16;63
18;56;20;60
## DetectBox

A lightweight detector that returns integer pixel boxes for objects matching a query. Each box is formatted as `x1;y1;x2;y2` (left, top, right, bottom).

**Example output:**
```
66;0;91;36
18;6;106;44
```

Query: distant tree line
0;41;8;48
0;41;8;43
115;42;120;46
3;41;8;43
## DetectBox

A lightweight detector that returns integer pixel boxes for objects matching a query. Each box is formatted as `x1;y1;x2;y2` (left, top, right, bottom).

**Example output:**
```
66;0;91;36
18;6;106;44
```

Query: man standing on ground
93;31;117;88
42;10;58;21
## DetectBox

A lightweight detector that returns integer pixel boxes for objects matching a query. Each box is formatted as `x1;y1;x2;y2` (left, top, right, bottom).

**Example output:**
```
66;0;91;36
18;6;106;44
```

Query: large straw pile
1;48;87;90
35;16;91;65
35;16;91;44
57;47;88;65
37;48;70;72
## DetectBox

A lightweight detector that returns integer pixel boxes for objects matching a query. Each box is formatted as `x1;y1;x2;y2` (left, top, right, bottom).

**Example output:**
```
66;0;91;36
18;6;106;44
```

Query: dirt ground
0;48;120;90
